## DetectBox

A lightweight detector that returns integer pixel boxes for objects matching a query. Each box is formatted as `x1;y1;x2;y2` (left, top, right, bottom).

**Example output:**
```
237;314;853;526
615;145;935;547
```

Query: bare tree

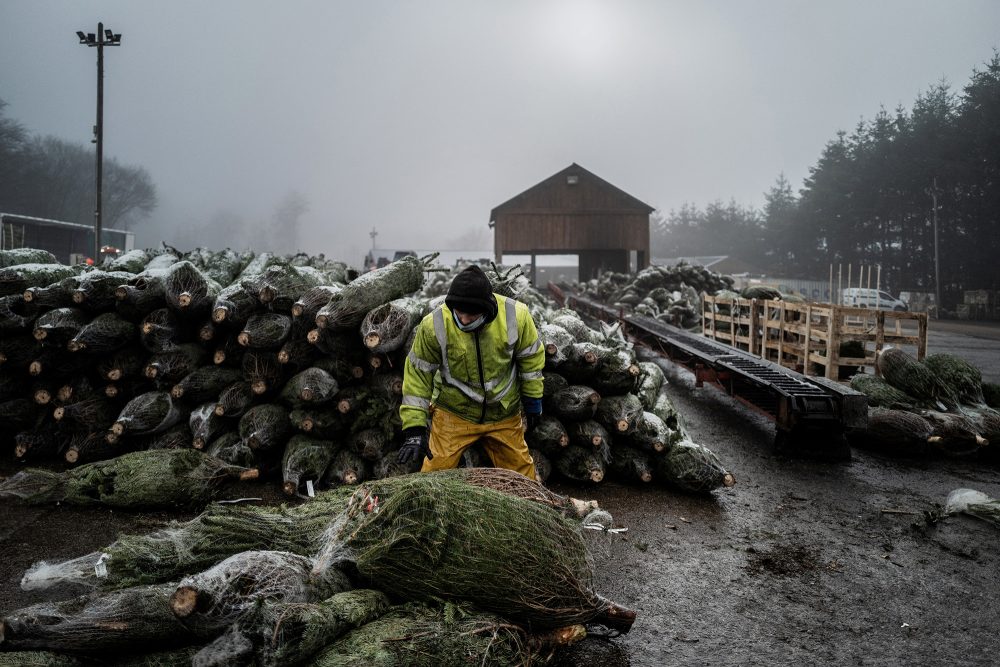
270;190;309;253
103;159;157;231
447;225;491;250
5;131;157;230
0;99;30;211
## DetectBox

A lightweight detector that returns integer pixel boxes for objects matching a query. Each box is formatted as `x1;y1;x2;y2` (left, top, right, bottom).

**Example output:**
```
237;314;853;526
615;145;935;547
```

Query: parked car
840;288;908;311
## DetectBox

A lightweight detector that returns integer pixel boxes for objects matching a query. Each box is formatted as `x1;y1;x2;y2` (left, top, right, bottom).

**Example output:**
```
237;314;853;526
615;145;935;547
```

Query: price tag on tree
94;553;110;578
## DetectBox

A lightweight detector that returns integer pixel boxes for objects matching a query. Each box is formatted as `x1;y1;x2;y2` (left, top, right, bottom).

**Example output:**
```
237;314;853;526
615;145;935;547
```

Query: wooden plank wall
492;168;651;261
495;213;649;252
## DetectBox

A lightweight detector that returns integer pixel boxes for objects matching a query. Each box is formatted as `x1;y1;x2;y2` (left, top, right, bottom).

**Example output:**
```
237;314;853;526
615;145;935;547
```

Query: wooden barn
489;163;654;281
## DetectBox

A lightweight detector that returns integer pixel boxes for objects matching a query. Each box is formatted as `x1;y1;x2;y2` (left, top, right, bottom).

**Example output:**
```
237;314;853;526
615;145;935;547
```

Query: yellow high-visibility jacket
400;294;545;430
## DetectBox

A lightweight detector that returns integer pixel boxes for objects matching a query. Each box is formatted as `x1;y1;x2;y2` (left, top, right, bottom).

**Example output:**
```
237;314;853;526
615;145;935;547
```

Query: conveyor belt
565;293;867;446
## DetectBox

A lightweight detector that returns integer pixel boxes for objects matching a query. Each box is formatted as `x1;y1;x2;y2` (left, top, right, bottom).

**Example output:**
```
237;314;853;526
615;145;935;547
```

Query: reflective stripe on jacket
400;294;545;430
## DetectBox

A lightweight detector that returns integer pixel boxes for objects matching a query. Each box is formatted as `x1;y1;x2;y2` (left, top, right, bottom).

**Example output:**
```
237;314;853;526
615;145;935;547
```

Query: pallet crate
701;294;928;380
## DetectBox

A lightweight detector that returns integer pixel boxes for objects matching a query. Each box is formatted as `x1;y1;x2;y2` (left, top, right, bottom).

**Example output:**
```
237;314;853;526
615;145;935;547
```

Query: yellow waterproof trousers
421;407;537;480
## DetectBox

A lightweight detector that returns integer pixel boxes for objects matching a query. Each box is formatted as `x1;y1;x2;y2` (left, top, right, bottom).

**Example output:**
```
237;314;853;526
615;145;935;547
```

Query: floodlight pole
77;22;121;262
95;22;105;263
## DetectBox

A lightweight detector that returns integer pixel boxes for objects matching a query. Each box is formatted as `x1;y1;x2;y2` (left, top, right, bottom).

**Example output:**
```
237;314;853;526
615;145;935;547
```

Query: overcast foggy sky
2;1;999;264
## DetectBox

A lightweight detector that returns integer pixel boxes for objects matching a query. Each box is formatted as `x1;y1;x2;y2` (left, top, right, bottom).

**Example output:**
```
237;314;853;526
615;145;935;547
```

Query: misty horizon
2;1;998;266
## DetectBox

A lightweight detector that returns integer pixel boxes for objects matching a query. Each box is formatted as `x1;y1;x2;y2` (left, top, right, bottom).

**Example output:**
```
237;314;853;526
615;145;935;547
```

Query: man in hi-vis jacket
397;265;545;479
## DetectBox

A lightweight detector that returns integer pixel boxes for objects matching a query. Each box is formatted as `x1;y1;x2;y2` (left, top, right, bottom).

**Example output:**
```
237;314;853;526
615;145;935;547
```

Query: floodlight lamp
87;33;96;42
77;31;87;41
105;29;114;40
113;34;122;43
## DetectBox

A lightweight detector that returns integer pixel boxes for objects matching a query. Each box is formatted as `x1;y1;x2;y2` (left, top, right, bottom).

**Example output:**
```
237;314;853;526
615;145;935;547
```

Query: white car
840;288;908;311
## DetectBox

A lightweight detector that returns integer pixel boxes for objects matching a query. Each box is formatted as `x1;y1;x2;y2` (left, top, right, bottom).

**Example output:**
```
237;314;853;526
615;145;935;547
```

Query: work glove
522;397;543;432
398;427;431;464
526;413;541;432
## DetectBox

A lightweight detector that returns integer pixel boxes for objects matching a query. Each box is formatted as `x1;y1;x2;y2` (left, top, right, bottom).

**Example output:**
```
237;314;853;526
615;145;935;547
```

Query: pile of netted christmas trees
423;262;735;493
0;245;434;506
571;261;733;329
1;249;733;504
0;246;738;664
2;469;632;665
847;347;1000;460
530;307;735;492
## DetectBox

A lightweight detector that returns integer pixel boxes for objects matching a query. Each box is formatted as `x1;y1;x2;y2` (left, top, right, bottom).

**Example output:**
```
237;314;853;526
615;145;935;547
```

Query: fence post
917;313;928;360
825;305;837;380
874;310;885;372
803;304;812;376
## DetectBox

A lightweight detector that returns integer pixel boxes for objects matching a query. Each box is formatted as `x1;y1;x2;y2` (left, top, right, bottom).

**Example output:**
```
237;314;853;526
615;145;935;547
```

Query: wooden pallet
701;295;928;380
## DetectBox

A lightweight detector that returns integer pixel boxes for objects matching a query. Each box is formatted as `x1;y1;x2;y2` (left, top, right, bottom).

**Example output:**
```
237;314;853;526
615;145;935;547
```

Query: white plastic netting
0;583;205;653
309;473;634;631
191;589;390;667
20;489;356;593
171;550;351;632
945;488;1000;526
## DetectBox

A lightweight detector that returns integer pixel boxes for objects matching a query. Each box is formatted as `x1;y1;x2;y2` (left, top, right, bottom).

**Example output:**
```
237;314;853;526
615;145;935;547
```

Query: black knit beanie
445;265;498;323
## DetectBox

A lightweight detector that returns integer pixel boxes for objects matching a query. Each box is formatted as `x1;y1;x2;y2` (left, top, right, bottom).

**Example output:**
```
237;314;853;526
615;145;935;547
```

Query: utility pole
369;227;378;250
76;24;122;262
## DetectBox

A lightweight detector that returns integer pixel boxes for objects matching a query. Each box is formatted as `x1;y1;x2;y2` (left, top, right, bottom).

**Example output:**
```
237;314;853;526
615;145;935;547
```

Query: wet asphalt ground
556;319;1000;666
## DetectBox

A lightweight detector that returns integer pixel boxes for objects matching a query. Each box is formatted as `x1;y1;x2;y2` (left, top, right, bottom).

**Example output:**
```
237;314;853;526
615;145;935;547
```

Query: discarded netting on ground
945;488;1000;527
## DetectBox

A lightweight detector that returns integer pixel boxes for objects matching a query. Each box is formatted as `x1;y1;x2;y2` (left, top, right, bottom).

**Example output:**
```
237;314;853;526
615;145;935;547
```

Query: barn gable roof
489;163;655;222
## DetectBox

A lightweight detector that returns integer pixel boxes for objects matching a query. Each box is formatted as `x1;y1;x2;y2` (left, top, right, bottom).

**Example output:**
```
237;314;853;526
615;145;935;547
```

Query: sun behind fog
530;0;627;75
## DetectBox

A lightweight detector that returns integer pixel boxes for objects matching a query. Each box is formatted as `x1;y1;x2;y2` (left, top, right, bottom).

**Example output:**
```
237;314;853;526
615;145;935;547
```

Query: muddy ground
1;323;998;666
